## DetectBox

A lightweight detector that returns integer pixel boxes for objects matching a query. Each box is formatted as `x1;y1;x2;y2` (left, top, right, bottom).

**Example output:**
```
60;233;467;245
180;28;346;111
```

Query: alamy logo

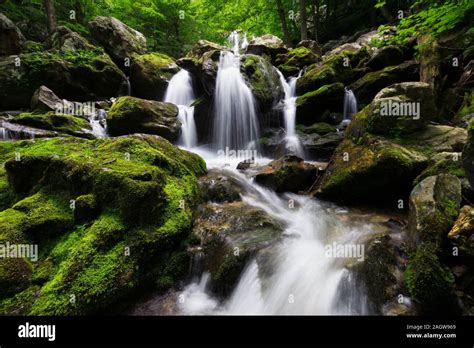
217;147;258;162
0;242;38;261
55;101;95;117
380;100;420;120
18;322;56;341
325;242;364;261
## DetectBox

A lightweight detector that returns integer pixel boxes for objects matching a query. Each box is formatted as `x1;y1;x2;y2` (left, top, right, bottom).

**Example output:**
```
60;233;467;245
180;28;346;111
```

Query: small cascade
164;69;197;149
342;88;357;124
228;30;248;55
125;76;132;96
89;109;108;138
0;121;36;140
212;33;260;152
276;70;304;157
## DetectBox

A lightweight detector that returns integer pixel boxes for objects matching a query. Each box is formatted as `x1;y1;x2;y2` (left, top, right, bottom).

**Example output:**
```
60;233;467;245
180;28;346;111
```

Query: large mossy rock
11;112;94;139
313;138;428;204
408;174;461;249
349;61;419;107
405;243;456;312
366;45;405;71
0;50;127;110
51;26;95;52
463;121;474;188
0;134;206;314
349;82;436;137
177;40;225;96
245;34;288;63
130;53;179;100
296;44;368;95
296;82;345;125
193;201;283;296
88;16;147;65
0;13;25;56
242;54;283;112
254;155;317;193
276;46;321;76
107;96;181;140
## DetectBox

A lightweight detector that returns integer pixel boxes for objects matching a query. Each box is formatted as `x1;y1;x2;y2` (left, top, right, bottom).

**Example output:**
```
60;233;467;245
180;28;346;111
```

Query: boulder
254;155;317;193
448;205;474;263
193;201;283;296
51;26;95;52
245;34;288;62
107;96;181;140
276;46;321;76
130;53;179;100
313;138;428;204
296;40;321;55
0;51;127;110
408;174;462;248
296;82;345;125
349;61;419;107
30;86;63;112
198;169;243;203
11;112;94;139
300;131;344;161
366;45;405;71
88;16;147;65
242;54;283;111
353;82;437;136
0;13;25;55
0;134;206;314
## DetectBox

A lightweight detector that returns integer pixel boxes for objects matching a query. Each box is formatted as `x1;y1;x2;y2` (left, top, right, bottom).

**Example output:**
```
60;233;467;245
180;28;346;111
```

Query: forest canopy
1;0;473;56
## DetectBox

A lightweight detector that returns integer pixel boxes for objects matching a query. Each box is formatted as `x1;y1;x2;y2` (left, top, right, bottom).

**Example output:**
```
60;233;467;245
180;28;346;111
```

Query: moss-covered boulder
0;12;25;56
51;26;95;52
366;45;405;71
351;82;437;137
405;243;456;312
107;96;181;140
0;134;206;314
177;40;226;96
296;45;368;95
88;16;147;66
296;82;345;125
313;138;428;204
408;174;461;249
245;34;288;63
242;54;283;112
276;46;321;76
11;112;94;139
254;155;317;193
349;61;419;107
193;201;283;296
130;53;179;100
0;50;127;109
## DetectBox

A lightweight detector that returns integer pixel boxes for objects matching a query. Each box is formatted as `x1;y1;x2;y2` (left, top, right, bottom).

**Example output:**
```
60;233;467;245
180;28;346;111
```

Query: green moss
405;243;455;311
0;285;40;315
414;159;465;185
13;112;93;138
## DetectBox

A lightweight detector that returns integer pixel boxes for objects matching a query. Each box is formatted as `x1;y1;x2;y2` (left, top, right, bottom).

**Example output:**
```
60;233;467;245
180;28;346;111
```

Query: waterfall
164;69;197;149
228;30;247;54
0;121;36;140
276;70;304;157
177;166;371;315
125;76;131;96
89;109;108;138
343;88;358;122
212;51;260;152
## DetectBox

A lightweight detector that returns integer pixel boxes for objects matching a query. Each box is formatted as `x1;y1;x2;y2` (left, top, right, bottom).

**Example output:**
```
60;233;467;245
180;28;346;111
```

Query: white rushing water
212;49;260;152
89;109;108;138
342;88;358;123
165;70;197;148
276;70;304;157
177;161;372;315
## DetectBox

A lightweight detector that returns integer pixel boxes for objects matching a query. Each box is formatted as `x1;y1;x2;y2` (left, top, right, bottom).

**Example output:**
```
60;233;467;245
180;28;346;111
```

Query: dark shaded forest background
2;0;472;57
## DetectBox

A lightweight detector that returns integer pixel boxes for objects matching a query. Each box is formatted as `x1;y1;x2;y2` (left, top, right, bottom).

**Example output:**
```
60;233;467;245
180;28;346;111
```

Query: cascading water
276;70;304;157
212;33;260;152
177;167;372;315
89;109;108;138
164;69;197;149
342;88;358;123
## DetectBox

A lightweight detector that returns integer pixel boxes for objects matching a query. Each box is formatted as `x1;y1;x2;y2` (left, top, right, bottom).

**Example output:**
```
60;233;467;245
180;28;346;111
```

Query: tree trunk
299;0;308;41
312;0;320;42
275;0;291;45
43;0;57;37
